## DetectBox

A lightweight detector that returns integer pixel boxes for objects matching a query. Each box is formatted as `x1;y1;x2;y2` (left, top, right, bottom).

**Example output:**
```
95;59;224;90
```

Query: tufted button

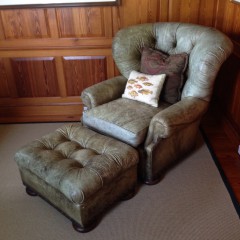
69;149;99;165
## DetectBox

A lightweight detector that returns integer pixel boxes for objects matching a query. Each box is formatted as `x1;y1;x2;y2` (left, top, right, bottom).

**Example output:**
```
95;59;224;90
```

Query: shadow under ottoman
14;123;139;233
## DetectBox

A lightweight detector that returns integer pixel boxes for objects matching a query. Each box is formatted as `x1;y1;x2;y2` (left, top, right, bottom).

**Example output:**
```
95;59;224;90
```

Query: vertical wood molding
46;8;59;38
111;6;121;35
0;59;10;97
103;7;113;37
0;12;5;40
2;58;18;97
198;0;216;26
158;0;169;22
168;0;181;22
55;57;67;97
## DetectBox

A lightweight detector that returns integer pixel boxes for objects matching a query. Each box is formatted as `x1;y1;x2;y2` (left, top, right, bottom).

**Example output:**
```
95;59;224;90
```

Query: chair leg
144;174;164;185
72;219;100;233
121;187;136;201
26;186;38;196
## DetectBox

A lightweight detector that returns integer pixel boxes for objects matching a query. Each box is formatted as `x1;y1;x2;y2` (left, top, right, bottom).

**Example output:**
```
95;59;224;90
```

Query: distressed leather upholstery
81;22;233;184
83;98;170;147
15;123;138;232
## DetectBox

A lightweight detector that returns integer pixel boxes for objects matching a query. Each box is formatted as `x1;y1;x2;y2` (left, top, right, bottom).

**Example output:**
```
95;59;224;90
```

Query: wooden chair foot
26;186;38;196
72;219;100;233
144;174;164;185
121;187;136;201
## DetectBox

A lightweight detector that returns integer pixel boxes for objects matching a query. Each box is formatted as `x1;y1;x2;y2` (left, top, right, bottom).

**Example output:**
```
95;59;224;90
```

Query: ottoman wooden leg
72;218;101;233
143;173;164;185
26;186;38;197
121;186;136;201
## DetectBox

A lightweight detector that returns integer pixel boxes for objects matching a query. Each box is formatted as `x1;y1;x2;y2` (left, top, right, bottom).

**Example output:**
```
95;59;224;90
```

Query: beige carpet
0;123;240;240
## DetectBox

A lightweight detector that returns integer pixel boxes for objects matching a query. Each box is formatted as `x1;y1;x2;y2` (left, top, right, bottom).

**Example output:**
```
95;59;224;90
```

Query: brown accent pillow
140;47;188;104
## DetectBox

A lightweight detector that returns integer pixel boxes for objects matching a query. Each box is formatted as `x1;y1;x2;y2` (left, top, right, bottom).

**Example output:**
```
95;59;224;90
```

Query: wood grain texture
0;104;82;123
63;56;106;96
46;8;60;38
11;57;59;97
158;0;169;22
0;38;112;51
218;0;240;42
1;9;49;39
0;14;5;40
56;7;107;38
0;59;9;97
0;58;18;97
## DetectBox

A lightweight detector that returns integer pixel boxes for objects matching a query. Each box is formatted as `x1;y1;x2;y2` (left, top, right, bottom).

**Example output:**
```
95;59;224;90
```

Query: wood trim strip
0;105;83;123
46;8;59;38
0;12;5;40
0;114;81;123
0;0;121;9
2;58;18;97
0;48;112;58
0;96;81;106
55;57;67;97
0;38;112;51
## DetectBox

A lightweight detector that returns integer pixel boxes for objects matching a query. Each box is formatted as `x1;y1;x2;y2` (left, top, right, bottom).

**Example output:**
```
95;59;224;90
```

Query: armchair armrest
145;97;209;146
81;76;127;109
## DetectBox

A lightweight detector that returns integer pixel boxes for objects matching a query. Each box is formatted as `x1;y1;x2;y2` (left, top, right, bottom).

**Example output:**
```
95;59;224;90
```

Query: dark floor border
200;128;240;218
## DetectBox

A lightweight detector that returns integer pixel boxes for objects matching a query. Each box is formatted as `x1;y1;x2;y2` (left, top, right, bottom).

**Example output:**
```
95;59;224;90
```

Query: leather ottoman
14;123;138;232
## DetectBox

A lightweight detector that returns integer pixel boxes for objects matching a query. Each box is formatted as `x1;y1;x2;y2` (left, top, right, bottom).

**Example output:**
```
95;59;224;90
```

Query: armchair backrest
112;22;233;102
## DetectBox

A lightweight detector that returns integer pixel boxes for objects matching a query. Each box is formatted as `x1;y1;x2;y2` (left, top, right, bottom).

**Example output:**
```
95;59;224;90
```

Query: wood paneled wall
0;0;239;137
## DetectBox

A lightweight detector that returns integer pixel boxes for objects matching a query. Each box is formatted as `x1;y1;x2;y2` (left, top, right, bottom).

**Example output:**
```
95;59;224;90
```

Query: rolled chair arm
81;76;127;109
145;97;209;146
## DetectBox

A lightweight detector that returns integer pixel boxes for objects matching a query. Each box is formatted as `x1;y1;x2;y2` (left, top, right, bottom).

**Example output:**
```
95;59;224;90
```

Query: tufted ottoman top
15;123;139;205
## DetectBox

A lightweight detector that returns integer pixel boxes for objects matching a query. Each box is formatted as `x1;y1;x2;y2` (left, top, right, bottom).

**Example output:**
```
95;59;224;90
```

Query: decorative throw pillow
140;47;188;104
122;70;166;107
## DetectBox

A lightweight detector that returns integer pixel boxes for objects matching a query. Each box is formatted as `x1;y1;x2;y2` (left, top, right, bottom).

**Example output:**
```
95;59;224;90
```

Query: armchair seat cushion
82;98;170;147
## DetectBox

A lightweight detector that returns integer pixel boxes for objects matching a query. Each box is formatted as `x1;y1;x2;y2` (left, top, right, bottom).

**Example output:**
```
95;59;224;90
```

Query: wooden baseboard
0;104;83;123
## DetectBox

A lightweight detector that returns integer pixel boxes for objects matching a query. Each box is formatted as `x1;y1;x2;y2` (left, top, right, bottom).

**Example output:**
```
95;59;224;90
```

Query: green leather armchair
81;22;233;184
